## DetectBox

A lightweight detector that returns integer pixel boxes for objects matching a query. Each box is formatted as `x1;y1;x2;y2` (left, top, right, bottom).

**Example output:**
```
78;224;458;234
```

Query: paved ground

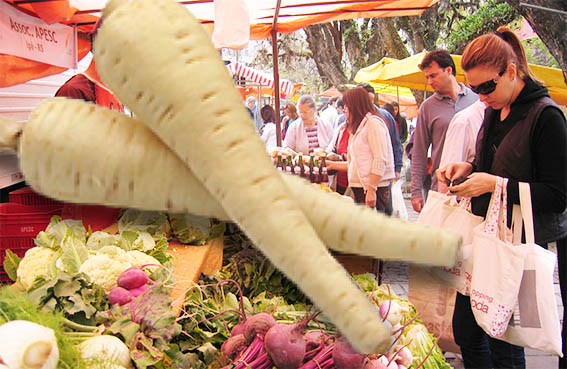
380;197;563;369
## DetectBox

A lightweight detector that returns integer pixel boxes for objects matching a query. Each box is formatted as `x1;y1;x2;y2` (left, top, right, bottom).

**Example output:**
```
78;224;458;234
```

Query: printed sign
0;1;77;69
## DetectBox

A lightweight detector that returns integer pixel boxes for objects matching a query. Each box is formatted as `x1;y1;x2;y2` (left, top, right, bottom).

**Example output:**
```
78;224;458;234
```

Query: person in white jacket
259;105;277;151
284;95;334;155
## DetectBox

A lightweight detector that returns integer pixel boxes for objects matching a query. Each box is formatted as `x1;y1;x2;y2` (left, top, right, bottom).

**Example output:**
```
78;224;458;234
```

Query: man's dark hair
336;98;344;109
419;50;456;76
357;83;375;95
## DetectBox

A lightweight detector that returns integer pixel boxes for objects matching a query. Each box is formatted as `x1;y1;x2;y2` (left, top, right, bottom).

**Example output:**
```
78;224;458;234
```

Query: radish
117;266;151;290
243;313;276;342
332;335;367;369
108;286;133;305
129;283;151;297
264;322;308;369
379;300;402;326
364;359;389;369
220;333;247;360
391;345;413;368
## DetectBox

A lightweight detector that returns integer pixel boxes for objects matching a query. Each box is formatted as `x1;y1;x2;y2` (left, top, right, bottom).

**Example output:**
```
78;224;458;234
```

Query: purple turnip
108;286;133;305
243;313;276;342
264;322;307;369
221;333;248;360
332;335;367;369
363;358;389;369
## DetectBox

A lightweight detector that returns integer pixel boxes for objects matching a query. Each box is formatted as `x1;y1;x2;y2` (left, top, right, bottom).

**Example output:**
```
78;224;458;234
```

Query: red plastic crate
0;203;63;238
9;186;63;207
61;204;120;232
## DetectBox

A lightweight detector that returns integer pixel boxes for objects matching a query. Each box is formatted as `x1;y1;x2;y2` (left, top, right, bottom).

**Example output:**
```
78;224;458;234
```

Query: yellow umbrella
355;51;567;105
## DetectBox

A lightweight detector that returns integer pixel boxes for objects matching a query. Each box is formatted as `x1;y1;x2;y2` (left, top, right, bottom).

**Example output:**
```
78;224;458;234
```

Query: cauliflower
78;254;132;293
78;251;161;293
17;247;56;290
117;251;160;272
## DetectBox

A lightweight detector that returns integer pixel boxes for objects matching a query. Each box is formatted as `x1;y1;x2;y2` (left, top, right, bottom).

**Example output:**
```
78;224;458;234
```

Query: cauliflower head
117;251;160;272
78;254;132;293
17;247;57;290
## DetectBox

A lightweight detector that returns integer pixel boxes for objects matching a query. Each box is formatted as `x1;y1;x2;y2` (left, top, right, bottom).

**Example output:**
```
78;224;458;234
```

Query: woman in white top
283;95;333;155
259;105;277;151
327;87;395;210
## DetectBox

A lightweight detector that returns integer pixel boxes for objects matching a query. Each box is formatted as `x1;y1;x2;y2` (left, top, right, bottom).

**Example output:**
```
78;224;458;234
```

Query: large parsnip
9;98;460;267
95;0;389;353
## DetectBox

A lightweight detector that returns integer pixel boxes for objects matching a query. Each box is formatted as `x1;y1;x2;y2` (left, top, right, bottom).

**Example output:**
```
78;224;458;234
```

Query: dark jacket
472;79;567;244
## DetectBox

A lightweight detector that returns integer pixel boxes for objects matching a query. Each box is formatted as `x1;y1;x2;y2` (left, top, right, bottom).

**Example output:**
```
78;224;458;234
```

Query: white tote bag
470;177;528;338
418;191;484;294
500;183;562;356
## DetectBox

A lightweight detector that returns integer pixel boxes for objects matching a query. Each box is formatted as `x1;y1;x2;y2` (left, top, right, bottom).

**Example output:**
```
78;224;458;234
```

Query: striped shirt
306;122;319;153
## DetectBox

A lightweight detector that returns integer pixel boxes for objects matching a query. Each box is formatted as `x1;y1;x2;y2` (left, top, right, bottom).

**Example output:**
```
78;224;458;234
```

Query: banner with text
0;1;77;69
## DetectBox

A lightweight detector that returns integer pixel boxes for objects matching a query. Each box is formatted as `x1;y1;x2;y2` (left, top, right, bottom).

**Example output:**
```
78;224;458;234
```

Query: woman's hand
448;172;498;197
436;162;473;185
365;188;377;208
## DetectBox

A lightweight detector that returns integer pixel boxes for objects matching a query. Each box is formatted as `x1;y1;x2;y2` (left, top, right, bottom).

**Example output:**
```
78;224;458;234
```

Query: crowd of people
248;25;566;369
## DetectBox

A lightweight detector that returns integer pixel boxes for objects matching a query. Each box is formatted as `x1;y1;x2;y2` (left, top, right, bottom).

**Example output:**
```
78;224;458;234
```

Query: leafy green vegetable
118;209;171;238
97;285;181;369
3;249;21;281
27;272;109;326
204;248;309;304
169;213;226;245
35;216;87;249
0;286;88;369
60;235;89;274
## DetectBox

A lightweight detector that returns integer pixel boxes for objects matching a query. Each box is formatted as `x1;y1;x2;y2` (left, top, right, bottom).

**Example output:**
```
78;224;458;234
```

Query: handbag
417;191;484;295
470;177;528;338
500;182;562;356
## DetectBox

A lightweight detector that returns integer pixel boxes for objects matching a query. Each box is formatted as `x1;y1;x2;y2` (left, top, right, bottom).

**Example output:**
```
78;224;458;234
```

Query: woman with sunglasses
437;26;566;369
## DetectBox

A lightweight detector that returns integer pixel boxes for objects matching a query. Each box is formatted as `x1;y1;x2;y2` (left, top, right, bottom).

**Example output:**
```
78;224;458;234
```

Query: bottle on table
320;156;329;185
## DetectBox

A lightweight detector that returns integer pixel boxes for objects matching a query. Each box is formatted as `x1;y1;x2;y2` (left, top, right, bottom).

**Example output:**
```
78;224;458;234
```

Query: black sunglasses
469;68;506;95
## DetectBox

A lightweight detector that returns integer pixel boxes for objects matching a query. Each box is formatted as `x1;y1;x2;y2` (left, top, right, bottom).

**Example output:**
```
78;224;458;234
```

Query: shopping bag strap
485;176;507;236
512;182;535;244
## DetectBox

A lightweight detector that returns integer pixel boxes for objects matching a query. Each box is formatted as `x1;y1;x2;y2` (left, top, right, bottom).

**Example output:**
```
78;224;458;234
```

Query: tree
504;0;567;77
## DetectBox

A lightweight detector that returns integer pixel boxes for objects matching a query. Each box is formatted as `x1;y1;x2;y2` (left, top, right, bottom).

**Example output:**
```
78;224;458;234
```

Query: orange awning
1;0;439;87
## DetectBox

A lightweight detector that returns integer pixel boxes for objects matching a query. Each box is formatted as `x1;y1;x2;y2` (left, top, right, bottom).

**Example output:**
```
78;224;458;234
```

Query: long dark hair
342;87;378;134
260;105;276;123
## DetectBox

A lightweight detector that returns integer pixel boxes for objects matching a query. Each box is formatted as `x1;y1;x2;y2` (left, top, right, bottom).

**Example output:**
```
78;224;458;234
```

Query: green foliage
27;272;109;325
2;249;20;281
0;286;87;369
522;38;560;68
446;0;519;53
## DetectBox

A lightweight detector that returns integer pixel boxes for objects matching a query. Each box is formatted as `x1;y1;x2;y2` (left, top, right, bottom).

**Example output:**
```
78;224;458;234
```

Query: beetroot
332;335;367;369
243;313;276;342
264;323;306;369
221;333;248;360
231;322;246;337
108;286;133;305
117;266;151;290
129;283;151;297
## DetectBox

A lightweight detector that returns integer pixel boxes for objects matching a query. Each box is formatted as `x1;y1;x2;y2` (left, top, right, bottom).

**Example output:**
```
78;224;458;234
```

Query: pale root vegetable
3;98;459;267
94;0;389;353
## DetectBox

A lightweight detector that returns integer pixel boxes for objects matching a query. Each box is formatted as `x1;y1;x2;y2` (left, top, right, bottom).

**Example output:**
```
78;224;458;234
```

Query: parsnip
8;98;459;268
94;0;389;353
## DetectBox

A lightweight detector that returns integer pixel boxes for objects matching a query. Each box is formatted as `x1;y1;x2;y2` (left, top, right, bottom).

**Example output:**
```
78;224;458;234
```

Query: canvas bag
470;177;528;338
500;182;562;356
417;191;484;294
